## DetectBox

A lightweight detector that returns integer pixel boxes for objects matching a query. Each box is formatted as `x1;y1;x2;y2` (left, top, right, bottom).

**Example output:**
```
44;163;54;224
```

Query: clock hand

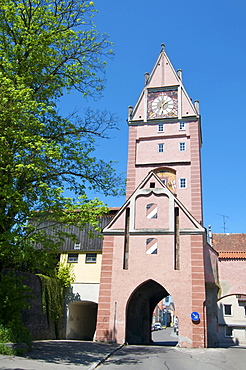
161;101;168;110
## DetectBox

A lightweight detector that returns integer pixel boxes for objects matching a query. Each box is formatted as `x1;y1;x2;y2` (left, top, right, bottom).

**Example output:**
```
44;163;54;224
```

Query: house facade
212;233;246;346
53;210;118;340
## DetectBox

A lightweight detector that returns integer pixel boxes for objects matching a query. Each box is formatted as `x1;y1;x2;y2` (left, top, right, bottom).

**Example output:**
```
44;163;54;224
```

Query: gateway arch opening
125;279;169;344
66;300;98;340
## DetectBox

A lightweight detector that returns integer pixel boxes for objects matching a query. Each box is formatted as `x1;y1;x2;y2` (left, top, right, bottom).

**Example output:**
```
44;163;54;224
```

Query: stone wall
17;271;66;340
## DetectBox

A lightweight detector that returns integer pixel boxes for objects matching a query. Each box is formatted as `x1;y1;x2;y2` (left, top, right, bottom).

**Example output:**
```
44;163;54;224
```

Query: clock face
152;94;174;115
148;90;178;119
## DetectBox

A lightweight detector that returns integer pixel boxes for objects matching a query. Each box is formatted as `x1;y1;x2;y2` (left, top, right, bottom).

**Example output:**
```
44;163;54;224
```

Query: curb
88;343;125;370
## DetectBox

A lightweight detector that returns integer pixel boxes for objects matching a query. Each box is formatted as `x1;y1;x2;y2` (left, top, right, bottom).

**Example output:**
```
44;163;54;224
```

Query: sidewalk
0;340;123;370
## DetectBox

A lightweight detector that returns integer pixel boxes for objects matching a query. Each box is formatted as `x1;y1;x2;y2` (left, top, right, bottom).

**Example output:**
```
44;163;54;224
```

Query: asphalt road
98;344;246;369
99;328;246;369
0;328;245;370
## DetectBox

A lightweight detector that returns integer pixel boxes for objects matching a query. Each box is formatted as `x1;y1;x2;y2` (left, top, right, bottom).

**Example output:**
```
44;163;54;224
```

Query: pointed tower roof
129;44;199;122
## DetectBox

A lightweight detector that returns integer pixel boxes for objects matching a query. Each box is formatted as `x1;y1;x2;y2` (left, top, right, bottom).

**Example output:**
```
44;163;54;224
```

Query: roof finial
161;43;165;52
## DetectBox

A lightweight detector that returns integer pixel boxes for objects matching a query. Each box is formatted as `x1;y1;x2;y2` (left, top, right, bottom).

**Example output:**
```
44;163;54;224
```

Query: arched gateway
126;280;169;344
66;301;97;340
95;45;218;347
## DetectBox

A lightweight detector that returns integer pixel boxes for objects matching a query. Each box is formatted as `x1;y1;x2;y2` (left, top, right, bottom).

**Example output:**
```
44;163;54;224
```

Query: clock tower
96;45;210;348
126;43;203;224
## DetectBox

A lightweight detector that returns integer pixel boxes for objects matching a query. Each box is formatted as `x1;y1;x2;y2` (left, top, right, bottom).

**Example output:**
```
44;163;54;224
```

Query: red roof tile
218;252;246;259
212;233;246;254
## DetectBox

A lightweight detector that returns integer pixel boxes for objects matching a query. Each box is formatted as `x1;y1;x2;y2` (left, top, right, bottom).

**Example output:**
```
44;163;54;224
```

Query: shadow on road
100;345;174;367
23;340;119;367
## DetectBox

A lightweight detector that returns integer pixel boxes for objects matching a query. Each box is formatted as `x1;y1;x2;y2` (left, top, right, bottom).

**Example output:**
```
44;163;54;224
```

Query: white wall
217;295;246;346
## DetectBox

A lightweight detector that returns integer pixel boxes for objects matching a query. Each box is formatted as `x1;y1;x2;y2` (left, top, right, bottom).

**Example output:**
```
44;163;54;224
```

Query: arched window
155;167;176;192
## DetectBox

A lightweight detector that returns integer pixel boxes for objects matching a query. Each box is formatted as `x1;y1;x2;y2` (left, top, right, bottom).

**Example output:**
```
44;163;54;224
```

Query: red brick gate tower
95;45;207;347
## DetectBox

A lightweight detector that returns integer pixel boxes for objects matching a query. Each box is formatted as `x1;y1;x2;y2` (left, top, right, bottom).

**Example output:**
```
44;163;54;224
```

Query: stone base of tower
95;302;207;348
95;232;208;348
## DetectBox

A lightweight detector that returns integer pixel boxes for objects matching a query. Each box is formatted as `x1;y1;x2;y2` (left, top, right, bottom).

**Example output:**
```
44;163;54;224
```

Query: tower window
158;143;164;153
179;178;187;188
146;203;157;219
179;122;186;130
158;123;164;132
146;238;158;254
179;142;186;151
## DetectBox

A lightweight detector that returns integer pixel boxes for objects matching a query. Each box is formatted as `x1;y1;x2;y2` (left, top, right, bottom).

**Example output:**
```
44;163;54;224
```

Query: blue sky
62;0;246;234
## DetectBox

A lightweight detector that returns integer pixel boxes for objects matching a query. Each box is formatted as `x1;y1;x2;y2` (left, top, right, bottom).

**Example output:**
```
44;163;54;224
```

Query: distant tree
0;0;124;273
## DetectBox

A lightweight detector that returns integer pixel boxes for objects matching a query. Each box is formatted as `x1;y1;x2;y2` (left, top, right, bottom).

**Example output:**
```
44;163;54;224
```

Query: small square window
224;304;232;316
67;253;78;263
179;122;186;130
74;243;81;250
179;142;186;151
179;178;187;188
158;143;164;153
150;182;155;188
225;326;233;337
158;123;164;132
86;253;97;263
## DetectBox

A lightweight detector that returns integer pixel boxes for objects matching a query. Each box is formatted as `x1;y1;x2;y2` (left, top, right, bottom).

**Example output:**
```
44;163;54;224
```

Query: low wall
17;271;66;340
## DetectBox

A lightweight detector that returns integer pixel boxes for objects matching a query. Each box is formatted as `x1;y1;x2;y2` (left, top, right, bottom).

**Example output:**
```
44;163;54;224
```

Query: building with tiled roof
213;233;246;257
212;233;246;346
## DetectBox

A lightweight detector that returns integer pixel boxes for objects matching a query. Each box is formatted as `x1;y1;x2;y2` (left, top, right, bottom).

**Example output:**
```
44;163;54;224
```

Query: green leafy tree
0;0;124;273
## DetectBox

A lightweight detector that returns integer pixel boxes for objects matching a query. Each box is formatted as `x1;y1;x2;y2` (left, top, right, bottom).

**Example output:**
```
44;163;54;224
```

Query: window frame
179;142;186;151
224;304;232;316
146;203;158;219
85;253;97;263
225;326;234;337
67;253;79;263
146;237;158;254
158;123;164;132
158;143;164;153
179;121;186;131
179;178;187;189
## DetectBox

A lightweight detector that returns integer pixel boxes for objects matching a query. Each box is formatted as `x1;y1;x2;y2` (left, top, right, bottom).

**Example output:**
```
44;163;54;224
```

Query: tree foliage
0;270;32;352
0;0;124;272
